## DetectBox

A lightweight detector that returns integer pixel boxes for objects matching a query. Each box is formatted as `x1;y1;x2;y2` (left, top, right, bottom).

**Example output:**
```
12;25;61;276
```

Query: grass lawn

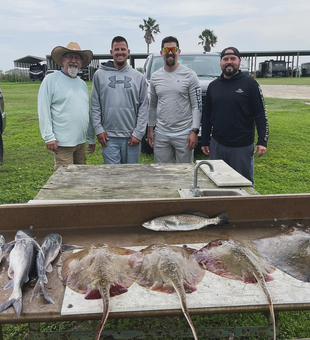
0;80;310;338
255;77;310;86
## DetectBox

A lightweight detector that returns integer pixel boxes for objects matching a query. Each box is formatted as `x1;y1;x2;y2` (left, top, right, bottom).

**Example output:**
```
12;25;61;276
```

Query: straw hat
51;42;93;68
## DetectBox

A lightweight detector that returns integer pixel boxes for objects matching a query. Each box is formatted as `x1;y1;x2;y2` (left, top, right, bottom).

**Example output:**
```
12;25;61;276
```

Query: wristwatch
191;128;199;135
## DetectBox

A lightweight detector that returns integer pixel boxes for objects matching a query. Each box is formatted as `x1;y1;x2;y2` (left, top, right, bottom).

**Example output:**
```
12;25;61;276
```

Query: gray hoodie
91;61;148;141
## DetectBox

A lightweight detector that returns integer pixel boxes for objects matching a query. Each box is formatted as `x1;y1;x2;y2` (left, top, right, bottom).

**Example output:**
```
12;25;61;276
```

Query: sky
1;0;310;72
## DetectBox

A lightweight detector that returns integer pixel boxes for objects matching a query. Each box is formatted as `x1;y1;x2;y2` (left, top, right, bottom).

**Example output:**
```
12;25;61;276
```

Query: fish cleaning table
33;163;257;201
0;164;310;339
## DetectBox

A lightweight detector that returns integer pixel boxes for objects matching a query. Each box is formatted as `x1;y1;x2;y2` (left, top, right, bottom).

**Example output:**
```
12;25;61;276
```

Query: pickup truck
141;53;222;154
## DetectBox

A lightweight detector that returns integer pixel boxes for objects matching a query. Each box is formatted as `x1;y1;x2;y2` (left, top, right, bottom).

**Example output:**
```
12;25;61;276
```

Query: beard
68;64;79;78
116;60;126;67
222;64;239;77
166;55;176;67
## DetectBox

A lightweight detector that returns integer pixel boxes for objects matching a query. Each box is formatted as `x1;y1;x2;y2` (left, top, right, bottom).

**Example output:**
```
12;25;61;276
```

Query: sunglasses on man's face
162;46;179;54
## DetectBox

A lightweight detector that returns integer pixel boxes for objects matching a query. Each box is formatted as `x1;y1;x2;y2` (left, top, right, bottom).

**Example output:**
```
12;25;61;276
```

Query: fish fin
0;289;22;317
41;282;55;304
46;263;53;273
183;281;197;294
3;280;14;290
215;212;229;225
0;242;15;262
110;282;128;297
61;244;84;252
13;296;22;317
31;280;54;304
185;211;209;218
31;239;45;258
30;279;41;302
0;298;15;314
85;289;102;300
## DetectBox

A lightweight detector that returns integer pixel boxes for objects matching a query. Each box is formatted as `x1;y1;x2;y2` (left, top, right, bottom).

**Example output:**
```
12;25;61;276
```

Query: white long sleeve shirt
148;64;202;133
38;71;95;146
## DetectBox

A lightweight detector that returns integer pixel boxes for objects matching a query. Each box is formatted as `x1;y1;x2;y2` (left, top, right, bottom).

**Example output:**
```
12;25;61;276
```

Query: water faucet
190;161;214;197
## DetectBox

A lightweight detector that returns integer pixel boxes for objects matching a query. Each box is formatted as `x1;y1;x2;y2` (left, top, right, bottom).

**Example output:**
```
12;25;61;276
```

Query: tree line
139;17;217;53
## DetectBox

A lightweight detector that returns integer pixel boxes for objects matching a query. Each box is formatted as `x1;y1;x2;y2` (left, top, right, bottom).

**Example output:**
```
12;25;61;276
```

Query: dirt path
260;85;310;99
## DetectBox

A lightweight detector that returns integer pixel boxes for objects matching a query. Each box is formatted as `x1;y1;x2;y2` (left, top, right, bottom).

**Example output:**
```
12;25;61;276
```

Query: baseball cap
220;47;241;59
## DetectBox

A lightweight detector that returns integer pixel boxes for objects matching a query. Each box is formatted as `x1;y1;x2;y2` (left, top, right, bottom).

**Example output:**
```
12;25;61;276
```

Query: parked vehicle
257;60;286;78
45;70;55;76
142;53;222;154
240;66;250;76
78;68;89;81
29;63;47;81
0;88;6;165
301;62;310;77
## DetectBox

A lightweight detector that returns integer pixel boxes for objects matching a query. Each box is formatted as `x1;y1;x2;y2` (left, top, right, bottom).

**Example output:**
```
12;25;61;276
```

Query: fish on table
195;238;276;340
134;244;206;340
0;230;43;316
61;244;142;340
0;235;5;263
142;211;228;232
253;226;310;282
31;233;82;304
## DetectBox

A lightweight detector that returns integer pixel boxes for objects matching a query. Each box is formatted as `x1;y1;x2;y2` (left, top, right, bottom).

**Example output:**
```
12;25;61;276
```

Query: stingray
61;244;142;340
253;226;310;282
135;244;206;340
195;238;276;340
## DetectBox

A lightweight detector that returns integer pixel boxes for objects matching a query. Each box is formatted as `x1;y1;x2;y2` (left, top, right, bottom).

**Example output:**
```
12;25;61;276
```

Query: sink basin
178;188;250;198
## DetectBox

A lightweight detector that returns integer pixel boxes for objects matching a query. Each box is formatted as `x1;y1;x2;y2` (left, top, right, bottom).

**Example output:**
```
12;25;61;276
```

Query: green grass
255;77;310;85
1;81;310;338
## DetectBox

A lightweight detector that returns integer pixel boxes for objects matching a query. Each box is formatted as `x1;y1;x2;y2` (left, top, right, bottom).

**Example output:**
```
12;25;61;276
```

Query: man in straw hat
91;36;148;164
38;42;96;169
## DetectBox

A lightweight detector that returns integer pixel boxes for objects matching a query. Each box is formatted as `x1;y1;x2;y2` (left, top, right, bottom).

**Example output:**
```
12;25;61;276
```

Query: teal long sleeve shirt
38;71;95;146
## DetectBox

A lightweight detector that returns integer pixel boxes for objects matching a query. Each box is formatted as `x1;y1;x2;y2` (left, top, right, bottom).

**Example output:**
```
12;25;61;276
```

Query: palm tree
198;29;218;53
139;17;160;53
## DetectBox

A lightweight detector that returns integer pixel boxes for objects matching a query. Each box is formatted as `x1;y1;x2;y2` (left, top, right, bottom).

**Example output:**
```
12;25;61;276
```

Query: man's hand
97;132;109;147
46;140;58;152
88;144;96;154
201;146;210;156
128;136;140;146
147;127;154;148
187;132;198;151
254;145;267;157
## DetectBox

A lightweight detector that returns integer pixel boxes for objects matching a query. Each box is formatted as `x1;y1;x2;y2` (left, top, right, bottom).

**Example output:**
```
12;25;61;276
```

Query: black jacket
201;71;268;147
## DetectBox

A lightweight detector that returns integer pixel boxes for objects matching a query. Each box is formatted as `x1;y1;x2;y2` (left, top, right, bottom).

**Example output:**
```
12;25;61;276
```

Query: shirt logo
108;76;132;89
236;88;244;94
195;86;202;110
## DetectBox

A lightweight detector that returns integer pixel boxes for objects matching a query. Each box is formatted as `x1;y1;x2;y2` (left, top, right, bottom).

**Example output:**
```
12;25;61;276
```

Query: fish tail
30;279;41;302
0;289;22;317
171;280;198;340
216;212;229;225
253;272;276;340
95;286;110;340
31;280;54;304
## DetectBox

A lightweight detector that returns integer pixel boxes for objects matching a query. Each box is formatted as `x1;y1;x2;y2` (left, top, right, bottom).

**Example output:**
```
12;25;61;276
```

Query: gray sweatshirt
91;61;148;140
148;63;202;133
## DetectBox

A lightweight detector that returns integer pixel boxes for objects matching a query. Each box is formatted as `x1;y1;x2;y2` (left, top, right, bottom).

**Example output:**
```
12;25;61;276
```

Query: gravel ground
260;85;310;99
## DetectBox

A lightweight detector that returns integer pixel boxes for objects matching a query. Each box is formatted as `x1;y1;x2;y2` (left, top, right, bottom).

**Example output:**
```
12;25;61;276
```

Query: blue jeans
101;137;140;164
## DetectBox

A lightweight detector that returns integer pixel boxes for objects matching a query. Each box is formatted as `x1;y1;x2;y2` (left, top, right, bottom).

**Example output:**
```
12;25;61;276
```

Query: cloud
0;0;309;71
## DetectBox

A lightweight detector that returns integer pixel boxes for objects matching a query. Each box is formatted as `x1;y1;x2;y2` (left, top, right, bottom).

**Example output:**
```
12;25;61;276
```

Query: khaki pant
53;143;86;170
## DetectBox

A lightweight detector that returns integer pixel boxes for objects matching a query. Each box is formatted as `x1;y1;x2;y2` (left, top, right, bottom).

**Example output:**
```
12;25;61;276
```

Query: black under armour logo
108;76;132;89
